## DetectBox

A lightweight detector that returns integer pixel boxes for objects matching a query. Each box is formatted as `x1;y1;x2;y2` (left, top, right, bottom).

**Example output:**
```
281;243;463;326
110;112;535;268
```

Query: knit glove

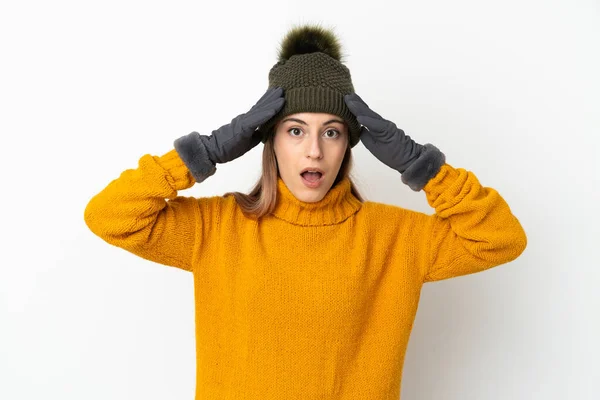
344;92;446;191
174;87;286;183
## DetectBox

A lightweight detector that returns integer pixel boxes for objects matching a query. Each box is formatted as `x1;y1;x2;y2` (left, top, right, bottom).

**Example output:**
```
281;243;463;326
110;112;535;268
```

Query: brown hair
223;127;365;220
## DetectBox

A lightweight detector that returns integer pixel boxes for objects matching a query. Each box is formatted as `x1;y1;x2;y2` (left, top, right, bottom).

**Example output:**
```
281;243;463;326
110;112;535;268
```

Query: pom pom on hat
277;23;344;62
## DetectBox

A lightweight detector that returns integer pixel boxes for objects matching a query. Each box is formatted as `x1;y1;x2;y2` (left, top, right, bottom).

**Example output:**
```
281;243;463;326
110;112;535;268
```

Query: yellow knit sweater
84;148;527;399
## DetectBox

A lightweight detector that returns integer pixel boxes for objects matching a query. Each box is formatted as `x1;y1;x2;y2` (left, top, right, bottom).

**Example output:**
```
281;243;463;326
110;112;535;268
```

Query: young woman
84;24;527;400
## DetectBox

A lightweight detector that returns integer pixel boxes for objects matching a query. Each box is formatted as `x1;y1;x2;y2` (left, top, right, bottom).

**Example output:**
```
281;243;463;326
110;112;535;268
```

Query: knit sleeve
420;163;527;283
83;149;220;273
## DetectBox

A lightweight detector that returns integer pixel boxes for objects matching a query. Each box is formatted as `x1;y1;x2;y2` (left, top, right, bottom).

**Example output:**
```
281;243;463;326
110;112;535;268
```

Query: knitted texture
84;149;528;399
260;47;362;148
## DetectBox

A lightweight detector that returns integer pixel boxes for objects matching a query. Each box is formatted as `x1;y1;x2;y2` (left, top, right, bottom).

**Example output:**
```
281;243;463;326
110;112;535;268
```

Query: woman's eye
288;128;340;138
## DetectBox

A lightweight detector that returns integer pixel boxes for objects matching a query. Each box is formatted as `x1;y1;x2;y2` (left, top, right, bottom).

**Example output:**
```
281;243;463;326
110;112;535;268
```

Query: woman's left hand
344;93;424;174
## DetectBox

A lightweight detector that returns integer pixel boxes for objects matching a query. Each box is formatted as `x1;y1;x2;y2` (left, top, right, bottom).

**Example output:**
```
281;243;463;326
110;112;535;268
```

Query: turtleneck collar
270;176;363;226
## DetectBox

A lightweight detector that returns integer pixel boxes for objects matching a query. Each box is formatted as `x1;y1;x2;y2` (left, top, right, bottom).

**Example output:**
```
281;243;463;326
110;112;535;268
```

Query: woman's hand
344;92;446;191
344;92;423;174
174;87;285;183
200;86;286;165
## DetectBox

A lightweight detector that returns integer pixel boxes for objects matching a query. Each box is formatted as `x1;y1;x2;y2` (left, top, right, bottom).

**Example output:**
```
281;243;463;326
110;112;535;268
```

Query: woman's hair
223;125;365;220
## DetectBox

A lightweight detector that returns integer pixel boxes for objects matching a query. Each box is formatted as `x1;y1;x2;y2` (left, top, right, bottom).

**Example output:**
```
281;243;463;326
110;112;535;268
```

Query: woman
84;24;527;400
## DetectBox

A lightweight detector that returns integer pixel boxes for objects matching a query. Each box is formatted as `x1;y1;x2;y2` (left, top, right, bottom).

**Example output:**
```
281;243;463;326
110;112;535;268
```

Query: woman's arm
420;163;527;283
83;149;220;273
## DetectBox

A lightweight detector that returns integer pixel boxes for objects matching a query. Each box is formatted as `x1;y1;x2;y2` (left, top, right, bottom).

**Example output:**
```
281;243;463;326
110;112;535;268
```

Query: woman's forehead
282;112;345;124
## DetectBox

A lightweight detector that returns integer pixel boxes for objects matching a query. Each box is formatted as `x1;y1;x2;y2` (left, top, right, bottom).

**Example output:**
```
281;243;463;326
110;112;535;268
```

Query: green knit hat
259;24;361;148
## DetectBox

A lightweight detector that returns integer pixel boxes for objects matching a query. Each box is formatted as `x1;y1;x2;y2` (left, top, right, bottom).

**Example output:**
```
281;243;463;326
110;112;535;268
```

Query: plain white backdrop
1;0;598;399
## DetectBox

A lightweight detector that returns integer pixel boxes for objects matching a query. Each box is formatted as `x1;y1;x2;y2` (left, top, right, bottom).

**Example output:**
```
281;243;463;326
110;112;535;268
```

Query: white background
1;0;599;399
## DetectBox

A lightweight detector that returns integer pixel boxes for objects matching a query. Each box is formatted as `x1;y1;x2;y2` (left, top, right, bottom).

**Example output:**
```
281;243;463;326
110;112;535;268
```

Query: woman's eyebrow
281;117;344;127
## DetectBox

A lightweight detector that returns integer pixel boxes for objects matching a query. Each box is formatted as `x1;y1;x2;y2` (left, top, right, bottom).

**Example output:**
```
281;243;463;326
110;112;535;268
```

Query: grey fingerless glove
174;87;285;183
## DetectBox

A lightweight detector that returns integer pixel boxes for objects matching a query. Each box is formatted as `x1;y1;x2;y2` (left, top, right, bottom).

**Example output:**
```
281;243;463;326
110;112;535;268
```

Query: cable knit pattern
83;148;527;399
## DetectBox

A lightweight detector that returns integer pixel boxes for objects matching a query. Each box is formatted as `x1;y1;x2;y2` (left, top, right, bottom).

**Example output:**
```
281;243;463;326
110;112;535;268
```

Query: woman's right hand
174;87;285;182
201;86;285;164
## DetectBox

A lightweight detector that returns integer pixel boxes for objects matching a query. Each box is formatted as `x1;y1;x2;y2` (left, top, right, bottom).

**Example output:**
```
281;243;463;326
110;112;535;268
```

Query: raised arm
83;149;219;272
342;92;527;282
419;163;527;282
84;87;285;272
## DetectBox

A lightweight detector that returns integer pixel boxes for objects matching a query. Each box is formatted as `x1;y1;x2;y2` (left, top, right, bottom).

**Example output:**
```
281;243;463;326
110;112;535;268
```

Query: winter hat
259;24;361;148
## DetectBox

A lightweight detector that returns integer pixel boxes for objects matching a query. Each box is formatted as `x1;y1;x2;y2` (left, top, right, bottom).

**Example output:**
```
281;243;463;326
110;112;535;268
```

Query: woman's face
273;112;349;203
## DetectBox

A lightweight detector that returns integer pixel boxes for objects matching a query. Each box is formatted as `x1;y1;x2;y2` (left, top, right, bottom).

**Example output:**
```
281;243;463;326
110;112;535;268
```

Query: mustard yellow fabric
84;148;527;399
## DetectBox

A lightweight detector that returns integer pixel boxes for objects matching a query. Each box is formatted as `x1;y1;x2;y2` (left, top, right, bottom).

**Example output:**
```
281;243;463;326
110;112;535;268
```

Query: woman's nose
306;134;323;158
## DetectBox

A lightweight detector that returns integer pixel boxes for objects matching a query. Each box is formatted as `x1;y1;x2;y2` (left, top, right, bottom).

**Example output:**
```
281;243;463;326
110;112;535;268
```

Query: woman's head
223;25;365;218
223;112;363;219
273;112;348;202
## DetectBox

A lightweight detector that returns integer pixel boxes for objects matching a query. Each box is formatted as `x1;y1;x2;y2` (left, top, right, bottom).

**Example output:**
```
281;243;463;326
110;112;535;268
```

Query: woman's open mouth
300;171;324;188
